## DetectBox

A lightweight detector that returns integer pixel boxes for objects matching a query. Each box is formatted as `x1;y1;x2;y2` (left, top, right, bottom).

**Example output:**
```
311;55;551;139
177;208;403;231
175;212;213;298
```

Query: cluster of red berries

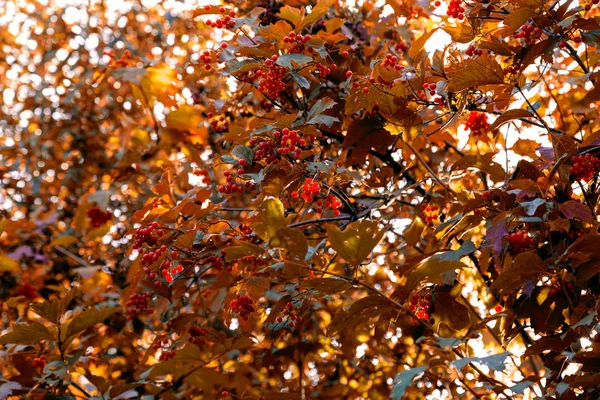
125;292;153;320
217;160;256;194
209;115;230;133
238;222;262;245
200;50;214;71
17;283;37;300
189;326;208;345
390;40;409;52
383;53;404;71
584;0;600;11
435;0;465;19
419;203;440;224
505;230;536;255
514;23;542;45
503;61;522;75
133;222;163;250
313;194;343;216
256;56;287;99
140;244;170;265
27;355;47;369
239;255;267;269
251;128;312;163
205;6;236;29
570;154;600;181
465;44;484;57
87;207;112;228
230;294;255;320
283;31;312;53
314;62;334;78
409;292;434;322
549;283;575;299
160;350;176;361
465;111;489;136
275;301;302;328
206;254;225;271
422;83;438;97
160;258;184;284
193;169;211;185
291;178;321;203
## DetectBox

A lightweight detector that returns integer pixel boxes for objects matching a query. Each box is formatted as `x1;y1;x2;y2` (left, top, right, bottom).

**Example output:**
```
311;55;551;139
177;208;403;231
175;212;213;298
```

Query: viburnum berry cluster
548;283;575;301
419;203;440;224
422;83;446;107
256;56;287;99
87;207;112;228
217;160;256;194
314;62;334;78
382;53;404;71
189;325;208;345
283;31;311;53
256;0;281;25
569;154;600;181
275;301;302;328
390;40;409;52
292;178;321;202
514;22;542;45
193;168;210;185
230;293;255;321
314;194;342;216
251;128;312;163
465;111;489;136
125;292;153;320
435;0;465;20
27;355;47;370
465;44;484;57
205;6;236;29
153;340;176;361
160;256;183;284
133;222;163;250
503;61;522;75
200;49;215;71
209;114;230;133
505;230;536;255
408;292;434;322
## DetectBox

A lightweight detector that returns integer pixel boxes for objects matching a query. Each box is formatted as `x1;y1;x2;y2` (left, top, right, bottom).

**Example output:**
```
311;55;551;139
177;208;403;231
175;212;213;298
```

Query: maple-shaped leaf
385;107;423;139
270;227;308;259
326;220;386;267
510;139;540;157
252;198;291;241
431;286;471;331
303;97;339;127
490;252;546;292
559;200;593;221
446;56;505;92
403;258;466;295
0;321;52;345
343;118;394;165
485;212;508;257
451;352;510;372
499;7;533;36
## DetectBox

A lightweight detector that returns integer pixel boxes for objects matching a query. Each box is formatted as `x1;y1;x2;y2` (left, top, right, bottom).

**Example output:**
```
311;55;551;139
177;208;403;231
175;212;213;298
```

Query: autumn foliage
3;0;600;399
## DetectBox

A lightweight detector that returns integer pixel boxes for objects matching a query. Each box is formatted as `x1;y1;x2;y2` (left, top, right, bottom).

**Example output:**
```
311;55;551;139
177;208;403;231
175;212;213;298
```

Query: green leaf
299;278;353;294
232;145;254;166
0;321;52;345
251;198;291;241
390;366;427;400
65;307;119;339
289;72;310;89
326;220;386;267
275;54;313;69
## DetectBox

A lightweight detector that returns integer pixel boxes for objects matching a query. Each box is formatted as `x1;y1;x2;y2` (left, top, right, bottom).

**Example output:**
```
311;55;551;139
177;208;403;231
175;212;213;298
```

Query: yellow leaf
0;321;52;345
404;258;467;294
140;63;179;107
326;220;386;267
0;255;19;272
408;28;438;60
49;235;78;248
489;109;533;131
443;25;476;43
251;198;291;241
298;0;335;31
447;56;505;92
269;228;308;259
166;104;207;143
404;218;425;247
384;107;423;138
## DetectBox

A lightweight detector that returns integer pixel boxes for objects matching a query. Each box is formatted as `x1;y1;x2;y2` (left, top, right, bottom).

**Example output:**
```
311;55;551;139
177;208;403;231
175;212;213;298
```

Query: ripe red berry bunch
419;203;440;224
383;53;404;71
436;0;465;20
274;127;307;159
27;355;47;369
193;169;211;185
584;0;600;11
256;56;287;99
200;49;215;71
514;22;542;45
314;194;343;216
189;325;208;345
206;254;224;271
17;283;38;300
570;154;600;181
140;243;169;266
465;111;489;136
217;160;256;194
422;83;446;107
230;293;255;321
276;301;302;328
238;224;262;244
87;207;112;228
134;222;163;251
465;44;484;57
549;283;575;300
291;178;321;202
351;79;371;94
209;115;229;133
314;62;334;78
125;292;153;320
408;292;434;322
505;230;536;255
283;31;311;53
161;256;184;284
390;40;409;52
503;61;522;75
205;6;236;29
